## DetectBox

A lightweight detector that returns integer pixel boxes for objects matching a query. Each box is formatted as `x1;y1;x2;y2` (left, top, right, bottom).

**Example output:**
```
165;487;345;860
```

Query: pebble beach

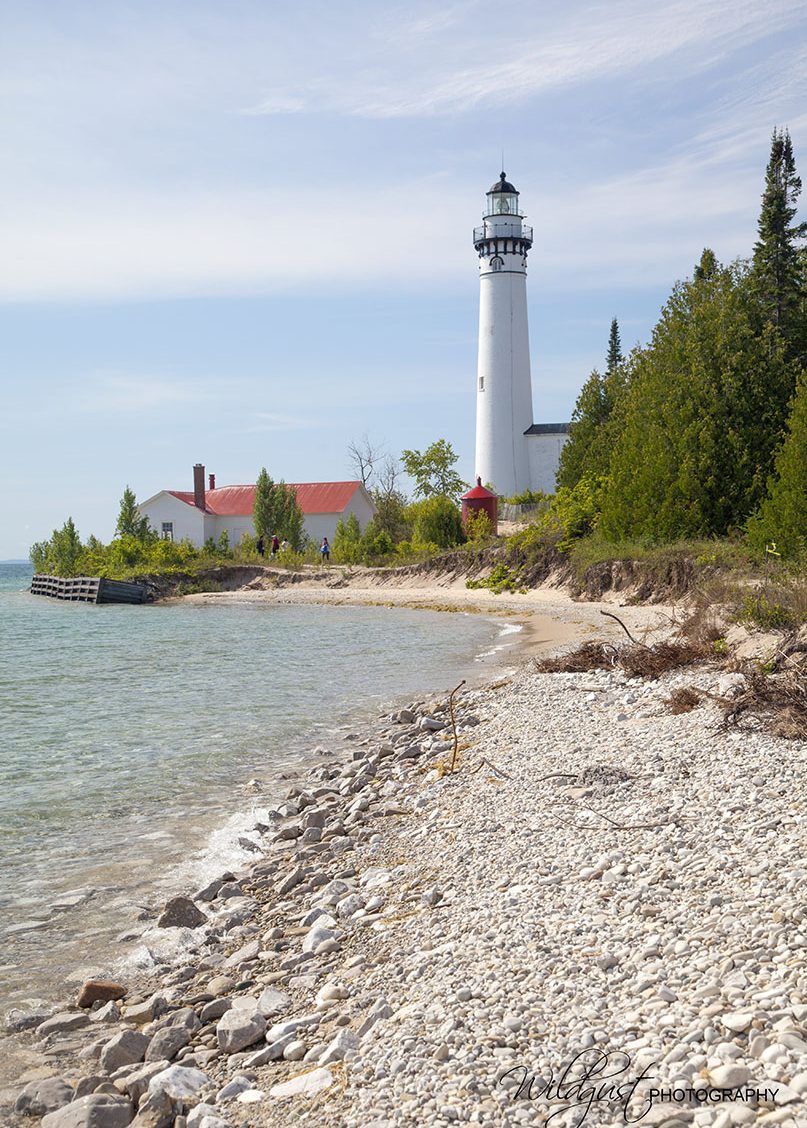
3;591;806;1128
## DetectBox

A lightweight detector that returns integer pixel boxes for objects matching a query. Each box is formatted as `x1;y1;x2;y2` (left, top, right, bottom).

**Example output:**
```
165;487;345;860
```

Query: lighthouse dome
488;172;518;194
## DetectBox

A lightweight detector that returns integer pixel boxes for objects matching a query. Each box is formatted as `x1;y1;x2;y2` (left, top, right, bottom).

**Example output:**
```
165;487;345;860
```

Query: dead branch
598;609;644;645
447;679;466;773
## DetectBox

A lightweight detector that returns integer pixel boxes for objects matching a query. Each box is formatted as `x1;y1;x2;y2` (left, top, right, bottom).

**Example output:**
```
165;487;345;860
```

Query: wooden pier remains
30;575;148;605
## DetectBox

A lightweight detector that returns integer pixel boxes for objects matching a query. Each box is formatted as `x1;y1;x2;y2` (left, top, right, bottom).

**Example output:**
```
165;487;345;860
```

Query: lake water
0;561;510;1012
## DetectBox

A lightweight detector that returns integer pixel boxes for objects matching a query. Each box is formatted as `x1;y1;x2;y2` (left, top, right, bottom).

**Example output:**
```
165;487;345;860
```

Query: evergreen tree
279;484;306;551
253;470;306;547
752;128;807;357
556;321;628;490
48;517;83;576
253;468;277;539
115;486;152;541
600;251;798;540
606;317;623;374
747;370;807;556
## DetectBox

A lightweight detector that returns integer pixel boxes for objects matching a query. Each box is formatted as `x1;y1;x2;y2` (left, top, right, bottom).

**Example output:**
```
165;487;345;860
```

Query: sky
2;0;806;558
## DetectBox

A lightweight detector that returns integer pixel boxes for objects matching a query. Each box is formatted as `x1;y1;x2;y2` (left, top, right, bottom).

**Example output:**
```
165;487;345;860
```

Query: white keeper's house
138;465;376;547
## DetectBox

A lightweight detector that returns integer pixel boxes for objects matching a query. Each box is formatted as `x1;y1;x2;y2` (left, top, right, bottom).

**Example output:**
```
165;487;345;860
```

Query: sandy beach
4;576;805;1128
183;564;673;661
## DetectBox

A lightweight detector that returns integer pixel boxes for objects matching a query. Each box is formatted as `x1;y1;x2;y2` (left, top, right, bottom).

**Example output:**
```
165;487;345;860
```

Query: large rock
5;1004;55;1032
269;1067;333;1099
15;1076;74;1116
123;996;166;1025
223;939;259;968
41;1093;134;1128
216;1007;266;1053
301;923;337;953
318;1028;358;1065
147;1065;210;1102
77;981;127;1009
256;986;290;1017
144;1025;190;1062
156;896;206;929
116;1061;171;1107
99;1029;150;1074
37;1011;90;1037
129;1088;173;1128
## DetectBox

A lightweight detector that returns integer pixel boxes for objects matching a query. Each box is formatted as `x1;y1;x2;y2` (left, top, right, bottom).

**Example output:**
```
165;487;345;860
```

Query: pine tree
600;252;797;540
556;321;628;490
115;486;152;541
606;317;623;374
253;468;277;539
279;483;305;550
752;128;807;357
747;370;807;556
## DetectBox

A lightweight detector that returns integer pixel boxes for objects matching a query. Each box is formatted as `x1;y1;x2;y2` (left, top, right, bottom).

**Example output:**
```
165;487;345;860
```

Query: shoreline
5;586;803;1128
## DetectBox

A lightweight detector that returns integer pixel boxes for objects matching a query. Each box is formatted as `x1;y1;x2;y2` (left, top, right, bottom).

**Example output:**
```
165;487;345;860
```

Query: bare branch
347;434;386;489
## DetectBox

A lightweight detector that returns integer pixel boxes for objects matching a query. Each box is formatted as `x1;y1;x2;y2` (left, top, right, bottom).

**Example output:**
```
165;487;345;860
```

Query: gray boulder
99;1029;150;1073
216;1007;266;1053
256;986;290;1017
36;1011;90;1037
129;1088;174;1128
41;1093;134;1128
156;896;206;929
147;1065;210;1101
144;1025;190;1062
15;1076;74;1116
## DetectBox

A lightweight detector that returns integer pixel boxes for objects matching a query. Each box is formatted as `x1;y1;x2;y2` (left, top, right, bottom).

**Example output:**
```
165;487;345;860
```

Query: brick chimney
208;473;216;491
193;463;206;510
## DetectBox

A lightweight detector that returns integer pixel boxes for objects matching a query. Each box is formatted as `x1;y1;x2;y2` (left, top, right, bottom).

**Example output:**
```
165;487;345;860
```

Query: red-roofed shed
461;477;498;535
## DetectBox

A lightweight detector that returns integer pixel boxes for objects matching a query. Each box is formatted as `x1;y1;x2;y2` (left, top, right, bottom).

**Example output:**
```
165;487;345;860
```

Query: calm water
0;561;507;1010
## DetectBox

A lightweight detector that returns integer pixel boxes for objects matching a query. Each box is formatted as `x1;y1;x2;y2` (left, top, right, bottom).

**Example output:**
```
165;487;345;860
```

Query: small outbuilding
461;477;498;536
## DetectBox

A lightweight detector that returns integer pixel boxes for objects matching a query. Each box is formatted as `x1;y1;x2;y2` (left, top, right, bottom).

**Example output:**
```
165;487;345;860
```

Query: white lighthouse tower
473;172;535;497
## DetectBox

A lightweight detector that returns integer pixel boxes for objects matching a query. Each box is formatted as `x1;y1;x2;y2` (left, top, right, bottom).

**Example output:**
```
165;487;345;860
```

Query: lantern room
484;171;521;217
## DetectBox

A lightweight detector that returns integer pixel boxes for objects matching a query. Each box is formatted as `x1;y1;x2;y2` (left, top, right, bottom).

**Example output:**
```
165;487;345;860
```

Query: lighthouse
473;172;535;498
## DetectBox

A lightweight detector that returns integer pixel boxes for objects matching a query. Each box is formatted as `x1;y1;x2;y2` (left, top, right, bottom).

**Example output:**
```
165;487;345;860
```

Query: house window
162;522;174;541
490;256;503;272
479;376;485;391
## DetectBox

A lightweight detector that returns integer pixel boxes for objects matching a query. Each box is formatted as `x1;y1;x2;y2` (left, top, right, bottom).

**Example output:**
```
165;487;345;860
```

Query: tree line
556;128;807;557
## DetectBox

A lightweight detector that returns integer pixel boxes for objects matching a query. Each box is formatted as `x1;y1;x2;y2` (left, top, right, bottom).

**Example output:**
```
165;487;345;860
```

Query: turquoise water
0;561;505;1008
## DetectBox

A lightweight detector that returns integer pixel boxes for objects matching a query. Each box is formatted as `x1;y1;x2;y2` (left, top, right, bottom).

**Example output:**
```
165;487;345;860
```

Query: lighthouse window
479;376;485;391
490;256;503;272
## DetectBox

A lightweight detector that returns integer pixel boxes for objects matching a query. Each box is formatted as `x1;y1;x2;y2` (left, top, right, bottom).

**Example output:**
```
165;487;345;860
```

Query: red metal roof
461;477;497;500
167;481;364;516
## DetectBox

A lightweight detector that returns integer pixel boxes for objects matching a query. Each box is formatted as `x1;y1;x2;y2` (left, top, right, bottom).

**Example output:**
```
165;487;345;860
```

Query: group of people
255;534;285;559
255;533;330;562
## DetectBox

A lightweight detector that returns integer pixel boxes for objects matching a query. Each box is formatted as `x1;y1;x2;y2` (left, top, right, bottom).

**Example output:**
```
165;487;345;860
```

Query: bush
466;563;525;594
408;497;465;551
464;509;494;542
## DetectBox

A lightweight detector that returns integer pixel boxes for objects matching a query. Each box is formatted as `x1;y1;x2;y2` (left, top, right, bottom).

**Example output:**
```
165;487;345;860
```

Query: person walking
320;537;330;563
270;534;280;559
256;535;265;557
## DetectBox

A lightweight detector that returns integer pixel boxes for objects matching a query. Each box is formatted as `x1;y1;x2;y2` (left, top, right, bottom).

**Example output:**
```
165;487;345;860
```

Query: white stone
147;1064;210;1101
721;1011;754;1033
269;1067;334;1099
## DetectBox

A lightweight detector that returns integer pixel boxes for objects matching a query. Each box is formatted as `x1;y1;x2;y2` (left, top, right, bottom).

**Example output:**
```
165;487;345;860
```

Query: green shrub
408;497;465;551
466;563;525;594
464;509;494;542
739;591;790;630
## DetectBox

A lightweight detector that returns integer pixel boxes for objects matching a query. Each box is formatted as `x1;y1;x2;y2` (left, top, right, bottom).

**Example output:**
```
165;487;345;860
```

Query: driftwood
447;679;466;773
